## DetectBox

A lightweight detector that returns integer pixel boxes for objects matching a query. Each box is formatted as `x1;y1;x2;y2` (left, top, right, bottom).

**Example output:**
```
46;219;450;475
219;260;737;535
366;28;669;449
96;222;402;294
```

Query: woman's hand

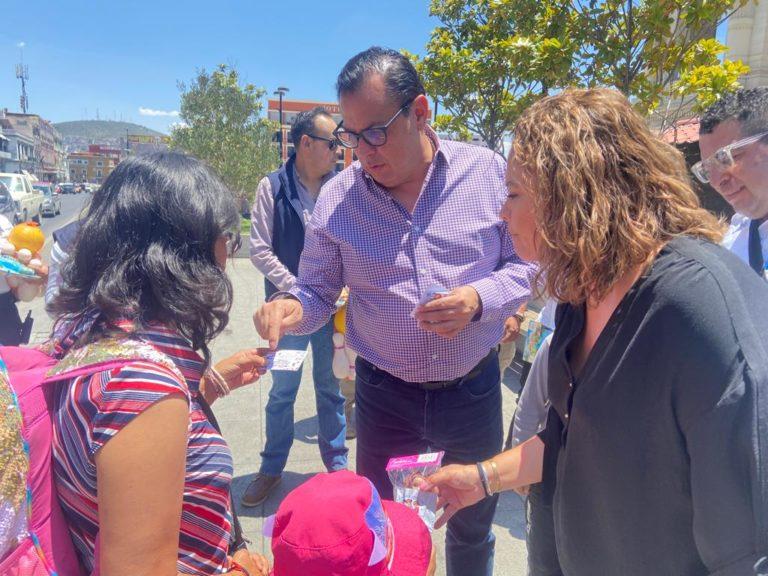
418;464;486;529
215;348;270;390
501;315;522;343
202;348;269;404
228;548;270;576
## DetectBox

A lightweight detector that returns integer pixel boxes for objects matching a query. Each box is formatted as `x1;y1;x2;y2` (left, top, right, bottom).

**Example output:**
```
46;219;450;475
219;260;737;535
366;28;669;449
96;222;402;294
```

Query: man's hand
413;286;481;339
501;315;522;343
253;298;304;349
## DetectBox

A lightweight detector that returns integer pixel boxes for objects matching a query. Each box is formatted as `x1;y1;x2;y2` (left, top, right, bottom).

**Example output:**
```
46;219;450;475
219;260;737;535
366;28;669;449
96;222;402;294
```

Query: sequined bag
0;339;175;576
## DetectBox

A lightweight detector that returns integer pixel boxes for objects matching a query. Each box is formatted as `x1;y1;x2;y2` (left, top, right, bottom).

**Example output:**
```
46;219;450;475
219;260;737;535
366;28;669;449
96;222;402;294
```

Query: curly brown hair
512;88;724;305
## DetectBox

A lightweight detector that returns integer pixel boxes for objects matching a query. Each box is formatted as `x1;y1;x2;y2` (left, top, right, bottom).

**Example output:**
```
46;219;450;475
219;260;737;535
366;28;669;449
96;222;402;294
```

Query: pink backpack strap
45;334;183;383
0;336;183;576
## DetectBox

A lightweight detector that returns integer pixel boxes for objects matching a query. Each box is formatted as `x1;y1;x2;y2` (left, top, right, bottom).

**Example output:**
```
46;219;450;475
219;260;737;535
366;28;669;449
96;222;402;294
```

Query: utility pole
15;62;29;114
274;86;289;165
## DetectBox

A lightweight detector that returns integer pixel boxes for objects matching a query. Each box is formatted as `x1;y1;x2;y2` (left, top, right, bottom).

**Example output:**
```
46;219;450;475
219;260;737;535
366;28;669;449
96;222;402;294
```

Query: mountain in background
54;120;166;152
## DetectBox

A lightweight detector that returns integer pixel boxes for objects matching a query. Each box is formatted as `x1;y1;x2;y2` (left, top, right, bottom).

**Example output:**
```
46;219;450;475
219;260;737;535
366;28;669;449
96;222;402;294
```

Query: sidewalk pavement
22;258;529;576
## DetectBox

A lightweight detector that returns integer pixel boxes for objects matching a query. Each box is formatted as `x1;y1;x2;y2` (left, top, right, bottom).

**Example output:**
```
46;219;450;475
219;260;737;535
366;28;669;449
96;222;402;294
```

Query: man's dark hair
336;46;425;106
290;107;333;149
51;151;240;365
700;86;768;137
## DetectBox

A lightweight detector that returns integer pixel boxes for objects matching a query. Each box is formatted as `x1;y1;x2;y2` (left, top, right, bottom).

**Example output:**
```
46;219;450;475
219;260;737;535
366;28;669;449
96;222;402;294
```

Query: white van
0;173;44;224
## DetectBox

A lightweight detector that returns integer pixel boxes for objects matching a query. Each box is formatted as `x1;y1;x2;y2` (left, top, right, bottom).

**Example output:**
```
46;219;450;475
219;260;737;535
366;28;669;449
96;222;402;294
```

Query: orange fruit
334;304;347;334
8;222;45;253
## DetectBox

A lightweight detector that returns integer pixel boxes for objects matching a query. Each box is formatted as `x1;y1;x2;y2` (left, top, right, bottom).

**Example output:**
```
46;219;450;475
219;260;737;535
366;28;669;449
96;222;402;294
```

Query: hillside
54;120;165;152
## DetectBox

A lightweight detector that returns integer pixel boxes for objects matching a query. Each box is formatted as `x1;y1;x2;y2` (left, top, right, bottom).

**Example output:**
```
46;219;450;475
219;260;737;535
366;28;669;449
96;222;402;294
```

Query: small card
265;349;308;371
412;284;451;318
418;285;451;306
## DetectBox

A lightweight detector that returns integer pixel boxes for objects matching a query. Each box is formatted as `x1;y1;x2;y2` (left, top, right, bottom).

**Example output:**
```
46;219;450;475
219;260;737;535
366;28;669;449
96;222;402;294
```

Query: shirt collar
291;159;333;198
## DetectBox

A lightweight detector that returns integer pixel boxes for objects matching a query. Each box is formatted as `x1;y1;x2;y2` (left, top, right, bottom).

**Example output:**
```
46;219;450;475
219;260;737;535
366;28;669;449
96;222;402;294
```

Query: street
35;192;90;260
15;192;88;340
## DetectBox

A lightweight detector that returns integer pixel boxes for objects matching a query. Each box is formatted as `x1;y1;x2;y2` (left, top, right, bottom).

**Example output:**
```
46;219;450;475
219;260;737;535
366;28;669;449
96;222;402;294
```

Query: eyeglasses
692;130;768;184
307;134;338;150
333;99;414;149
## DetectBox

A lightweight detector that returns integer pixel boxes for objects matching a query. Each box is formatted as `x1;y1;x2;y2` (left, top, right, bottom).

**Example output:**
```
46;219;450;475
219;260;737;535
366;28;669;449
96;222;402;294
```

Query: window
97;170;102;178
97;161;103;167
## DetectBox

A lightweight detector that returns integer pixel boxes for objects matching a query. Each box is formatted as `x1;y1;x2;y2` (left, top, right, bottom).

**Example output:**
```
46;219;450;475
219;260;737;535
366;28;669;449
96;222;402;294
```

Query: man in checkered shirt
254;46;532;576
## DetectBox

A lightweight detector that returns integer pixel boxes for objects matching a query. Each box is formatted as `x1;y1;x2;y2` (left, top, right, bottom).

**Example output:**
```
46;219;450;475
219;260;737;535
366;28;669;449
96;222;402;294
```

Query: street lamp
274;86;289;165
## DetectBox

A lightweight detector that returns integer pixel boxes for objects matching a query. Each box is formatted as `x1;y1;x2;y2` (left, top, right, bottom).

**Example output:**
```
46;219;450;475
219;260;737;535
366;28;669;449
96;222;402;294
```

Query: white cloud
139;107;180;117
16;42;25;48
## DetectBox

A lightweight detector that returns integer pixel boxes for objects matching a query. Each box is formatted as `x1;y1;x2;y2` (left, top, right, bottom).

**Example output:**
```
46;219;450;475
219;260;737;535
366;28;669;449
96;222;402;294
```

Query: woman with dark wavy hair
49;152;270;576
422;88;768;575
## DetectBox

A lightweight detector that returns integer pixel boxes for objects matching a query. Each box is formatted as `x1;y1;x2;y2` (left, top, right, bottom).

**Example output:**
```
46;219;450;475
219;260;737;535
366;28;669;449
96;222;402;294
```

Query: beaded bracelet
204;366;230;398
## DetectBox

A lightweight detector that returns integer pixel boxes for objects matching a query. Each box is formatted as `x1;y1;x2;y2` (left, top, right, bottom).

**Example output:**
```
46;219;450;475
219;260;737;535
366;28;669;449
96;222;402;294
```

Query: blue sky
1;1;438;133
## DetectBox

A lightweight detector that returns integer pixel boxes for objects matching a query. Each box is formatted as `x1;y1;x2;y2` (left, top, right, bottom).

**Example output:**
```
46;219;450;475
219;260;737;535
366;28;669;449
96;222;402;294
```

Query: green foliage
171;64;278;205
406;0;576;151
411;0;751;145
673;39;751;112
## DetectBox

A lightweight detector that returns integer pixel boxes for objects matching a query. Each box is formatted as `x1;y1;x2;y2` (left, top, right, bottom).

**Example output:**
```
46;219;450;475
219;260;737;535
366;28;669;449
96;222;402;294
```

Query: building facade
3;112;67;181
67;150;118;183
726;1;768;88
0;117;35;174
126;134;170;156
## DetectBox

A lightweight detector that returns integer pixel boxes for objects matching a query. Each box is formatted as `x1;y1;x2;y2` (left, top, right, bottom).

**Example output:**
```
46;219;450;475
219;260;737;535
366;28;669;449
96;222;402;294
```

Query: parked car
34;182;62;217
0;182;15;224
0;173;44;224
60;183;75;195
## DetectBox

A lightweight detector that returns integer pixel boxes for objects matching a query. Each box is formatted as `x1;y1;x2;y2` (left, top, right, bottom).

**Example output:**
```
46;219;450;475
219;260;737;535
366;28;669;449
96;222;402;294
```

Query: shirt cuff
267;291;299;303
468;277;506;323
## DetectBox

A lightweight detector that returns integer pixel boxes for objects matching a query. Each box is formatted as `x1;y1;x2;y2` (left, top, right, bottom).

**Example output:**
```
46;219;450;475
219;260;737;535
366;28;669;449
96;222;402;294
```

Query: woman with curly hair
422;88;768;575
49;152;270;576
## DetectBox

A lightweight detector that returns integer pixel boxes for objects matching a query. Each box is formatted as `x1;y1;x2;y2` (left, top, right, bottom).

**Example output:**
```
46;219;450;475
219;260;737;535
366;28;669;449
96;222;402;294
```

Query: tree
572;0;750;130
406;0;576;152
410;0;750;146
171;64;278;208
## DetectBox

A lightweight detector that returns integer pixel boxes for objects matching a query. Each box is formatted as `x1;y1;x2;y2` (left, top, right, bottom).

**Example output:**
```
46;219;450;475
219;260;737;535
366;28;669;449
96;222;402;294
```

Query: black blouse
542;236;768;576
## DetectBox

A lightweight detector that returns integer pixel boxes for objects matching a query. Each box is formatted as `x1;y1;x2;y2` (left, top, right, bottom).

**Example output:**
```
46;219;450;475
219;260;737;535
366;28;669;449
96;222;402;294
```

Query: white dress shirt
722;213;768;269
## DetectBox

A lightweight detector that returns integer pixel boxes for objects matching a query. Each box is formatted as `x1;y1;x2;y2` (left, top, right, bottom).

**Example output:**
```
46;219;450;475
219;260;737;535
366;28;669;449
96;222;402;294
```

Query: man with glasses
697;87;768;276
254;47;532;576
244;106;348;507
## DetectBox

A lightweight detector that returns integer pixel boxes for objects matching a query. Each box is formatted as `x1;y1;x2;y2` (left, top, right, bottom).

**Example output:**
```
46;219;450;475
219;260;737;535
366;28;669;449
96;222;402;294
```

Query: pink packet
386;451;445;530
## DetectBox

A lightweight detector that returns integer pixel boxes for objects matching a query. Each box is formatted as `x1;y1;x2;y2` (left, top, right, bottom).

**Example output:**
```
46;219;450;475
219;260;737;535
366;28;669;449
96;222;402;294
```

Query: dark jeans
526;483;563;576
0;292;23;346
355;350;503;576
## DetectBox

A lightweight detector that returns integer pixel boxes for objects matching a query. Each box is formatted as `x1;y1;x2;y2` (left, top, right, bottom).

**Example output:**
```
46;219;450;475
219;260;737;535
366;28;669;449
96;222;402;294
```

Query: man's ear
411;94;431;129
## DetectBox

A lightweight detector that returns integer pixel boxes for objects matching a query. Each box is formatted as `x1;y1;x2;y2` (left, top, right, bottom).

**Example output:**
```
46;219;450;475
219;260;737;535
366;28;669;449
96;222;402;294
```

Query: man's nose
357;139;378;158
712;164;735;191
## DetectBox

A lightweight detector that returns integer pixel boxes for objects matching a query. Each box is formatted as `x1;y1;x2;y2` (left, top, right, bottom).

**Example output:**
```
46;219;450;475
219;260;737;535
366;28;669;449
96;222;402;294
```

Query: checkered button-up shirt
288;128;533;382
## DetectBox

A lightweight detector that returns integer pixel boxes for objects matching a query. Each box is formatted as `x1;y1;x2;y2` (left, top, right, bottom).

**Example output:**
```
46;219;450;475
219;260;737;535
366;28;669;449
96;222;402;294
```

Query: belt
359;349;496;391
